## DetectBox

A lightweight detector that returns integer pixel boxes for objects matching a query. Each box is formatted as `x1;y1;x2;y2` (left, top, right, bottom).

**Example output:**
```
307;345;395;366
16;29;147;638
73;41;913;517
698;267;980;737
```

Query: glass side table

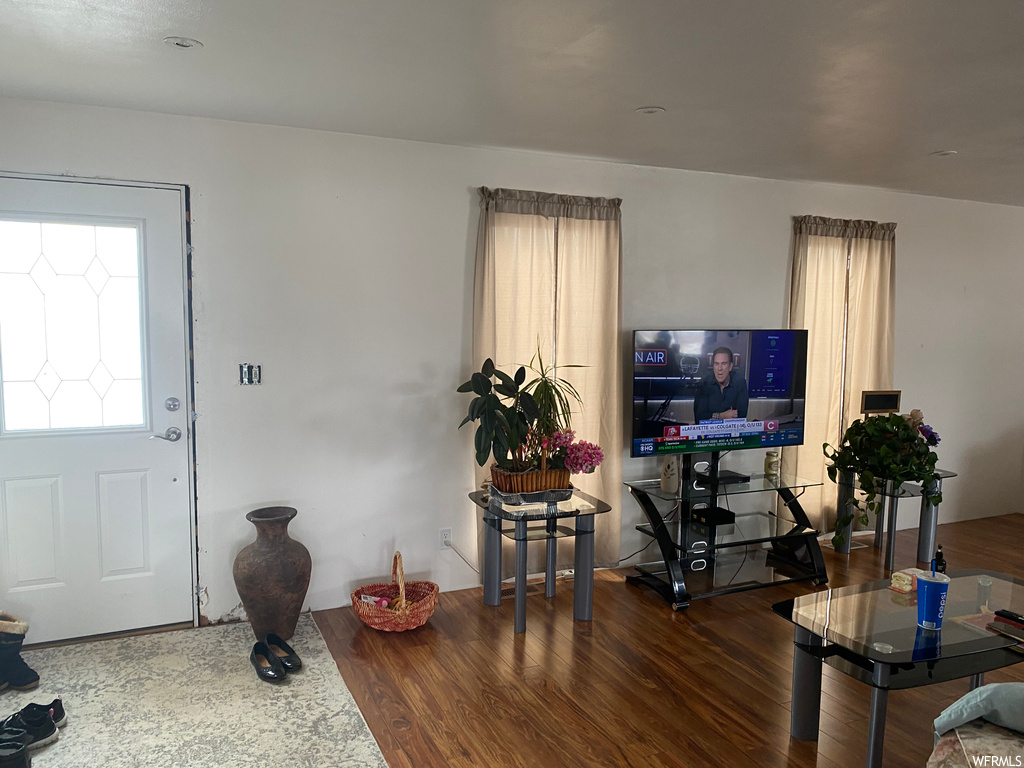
854;469;957;571
469;488;611;634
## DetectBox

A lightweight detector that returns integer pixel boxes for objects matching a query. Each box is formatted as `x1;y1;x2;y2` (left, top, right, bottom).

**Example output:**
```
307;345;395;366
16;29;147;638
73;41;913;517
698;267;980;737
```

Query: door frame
0;169;200;631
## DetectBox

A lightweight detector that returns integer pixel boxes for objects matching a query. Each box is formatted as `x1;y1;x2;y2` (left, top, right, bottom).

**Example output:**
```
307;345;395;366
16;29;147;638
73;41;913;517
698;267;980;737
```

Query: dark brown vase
232;506;312;641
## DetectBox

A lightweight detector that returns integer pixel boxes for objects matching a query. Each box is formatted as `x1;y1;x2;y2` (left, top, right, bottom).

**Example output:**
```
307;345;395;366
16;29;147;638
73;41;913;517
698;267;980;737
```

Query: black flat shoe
249;641;287;683
265;633;302;671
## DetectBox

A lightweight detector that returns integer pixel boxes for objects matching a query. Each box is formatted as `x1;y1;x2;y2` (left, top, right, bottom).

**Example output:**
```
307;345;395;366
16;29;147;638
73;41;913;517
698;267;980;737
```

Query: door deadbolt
165;397;181;412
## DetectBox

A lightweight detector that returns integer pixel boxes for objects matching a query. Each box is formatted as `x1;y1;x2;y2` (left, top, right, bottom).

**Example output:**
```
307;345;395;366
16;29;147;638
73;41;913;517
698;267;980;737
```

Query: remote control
995;609;1024;624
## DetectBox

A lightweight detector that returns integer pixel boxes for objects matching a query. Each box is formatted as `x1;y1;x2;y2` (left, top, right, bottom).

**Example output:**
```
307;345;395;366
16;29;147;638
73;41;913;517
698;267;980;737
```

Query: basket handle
391;551;407;611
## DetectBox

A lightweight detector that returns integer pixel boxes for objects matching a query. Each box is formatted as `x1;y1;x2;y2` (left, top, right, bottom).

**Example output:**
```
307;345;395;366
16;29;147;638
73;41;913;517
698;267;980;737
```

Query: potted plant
823;409;941;549
458;353;604;494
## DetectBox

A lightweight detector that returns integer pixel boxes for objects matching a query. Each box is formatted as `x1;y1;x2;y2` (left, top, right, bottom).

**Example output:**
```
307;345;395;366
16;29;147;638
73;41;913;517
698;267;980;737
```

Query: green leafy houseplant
823;409;941;548
520;349;584;471
457;358;539;472
457;352;604;492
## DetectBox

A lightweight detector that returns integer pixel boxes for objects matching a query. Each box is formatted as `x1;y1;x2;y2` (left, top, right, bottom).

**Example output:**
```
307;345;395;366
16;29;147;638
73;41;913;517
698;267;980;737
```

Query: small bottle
764;450;780;479
934;546;947;574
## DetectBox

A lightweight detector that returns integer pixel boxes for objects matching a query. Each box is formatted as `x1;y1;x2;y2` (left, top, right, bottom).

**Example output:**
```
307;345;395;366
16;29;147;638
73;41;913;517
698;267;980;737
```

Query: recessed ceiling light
929;150;958;157
164;36;203;50
635;106;666;115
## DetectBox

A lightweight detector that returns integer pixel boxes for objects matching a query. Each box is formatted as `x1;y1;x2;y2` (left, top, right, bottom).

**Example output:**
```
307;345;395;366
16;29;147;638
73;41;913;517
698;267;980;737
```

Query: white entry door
0;175;195;644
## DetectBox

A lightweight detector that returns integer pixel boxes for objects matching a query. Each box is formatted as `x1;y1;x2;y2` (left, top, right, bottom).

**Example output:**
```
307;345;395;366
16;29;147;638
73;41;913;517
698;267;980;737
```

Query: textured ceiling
2;0;1022;206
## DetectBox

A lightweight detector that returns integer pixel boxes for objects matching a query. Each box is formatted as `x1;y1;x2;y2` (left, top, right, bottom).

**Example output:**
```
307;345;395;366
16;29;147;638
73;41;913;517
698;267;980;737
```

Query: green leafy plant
457;359;539;471
824;410;941;548
520;349;584;470
457;351;604;478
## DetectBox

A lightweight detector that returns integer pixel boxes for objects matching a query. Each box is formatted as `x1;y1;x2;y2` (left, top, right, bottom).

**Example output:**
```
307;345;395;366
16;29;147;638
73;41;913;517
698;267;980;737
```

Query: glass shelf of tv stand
635;515;818;553
625;471;823;502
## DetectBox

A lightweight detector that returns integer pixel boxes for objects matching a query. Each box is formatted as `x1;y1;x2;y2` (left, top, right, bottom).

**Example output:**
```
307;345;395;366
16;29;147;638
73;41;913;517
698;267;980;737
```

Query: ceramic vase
232;506;311;641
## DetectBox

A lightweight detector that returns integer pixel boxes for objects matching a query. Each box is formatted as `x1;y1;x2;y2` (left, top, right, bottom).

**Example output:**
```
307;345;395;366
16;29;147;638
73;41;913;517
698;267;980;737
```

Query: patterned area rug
2;614;387;768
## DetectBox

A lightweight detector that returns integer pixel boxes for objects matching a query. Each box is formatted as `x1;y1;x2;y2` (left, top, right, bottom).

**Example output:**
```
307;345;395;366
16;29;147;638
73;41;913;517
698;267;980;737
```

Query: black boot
0;614;38;692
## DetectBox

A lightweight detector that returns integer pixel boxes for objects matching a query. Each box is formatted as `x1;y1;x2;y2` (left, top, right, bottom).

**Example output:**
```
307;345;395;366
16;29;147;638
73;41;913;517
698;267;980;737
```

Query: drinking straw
931;559;936;577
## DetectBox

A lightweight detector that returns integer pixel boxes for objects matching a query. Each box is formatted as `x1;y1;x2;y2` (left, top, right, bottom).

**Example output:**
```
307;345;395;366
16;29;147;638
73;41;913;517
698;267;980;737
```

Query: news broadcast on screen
631;329;808;457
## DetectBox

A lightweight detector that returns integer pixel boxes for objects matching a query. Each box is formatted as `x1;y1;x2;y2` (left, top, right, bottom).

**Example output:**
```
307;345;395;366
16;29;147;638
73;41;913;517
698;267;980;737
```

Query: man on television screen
693;347;749;422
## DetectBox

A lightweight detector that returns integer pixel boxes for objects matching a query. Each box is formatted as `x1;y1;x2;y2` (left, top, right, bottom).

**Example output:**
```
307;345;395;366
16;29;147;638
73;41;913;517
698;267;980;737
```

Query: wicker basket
351;551;439;632
491;466;570;494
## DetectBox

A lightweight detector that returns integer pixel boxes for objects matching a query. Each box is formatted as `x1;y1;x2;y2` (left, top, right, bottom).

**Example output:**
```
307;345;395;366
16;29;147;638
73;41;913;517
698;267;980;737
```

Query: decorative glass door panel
0;219;144;431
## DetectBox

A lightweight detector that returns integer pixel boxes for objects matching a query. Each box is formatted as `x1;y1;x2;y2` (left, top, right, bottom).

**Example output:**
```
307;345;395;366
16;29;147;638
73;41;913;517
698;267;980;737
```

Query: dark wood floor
314;514;1024;768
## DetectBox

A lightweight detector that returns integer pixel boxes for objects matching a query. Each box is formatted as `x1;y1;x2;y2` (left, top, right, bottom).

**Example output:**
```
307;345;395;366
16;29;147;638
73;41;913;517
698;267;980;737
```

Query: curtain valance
793;215;896;241
479;187;621;222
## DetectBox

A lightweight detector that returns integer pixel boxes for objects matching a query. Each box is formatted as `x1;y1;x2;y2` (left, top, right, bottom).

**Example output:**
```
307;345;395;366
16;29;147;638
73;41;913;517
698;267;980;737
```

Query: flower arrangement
532;429;605;475
823;409;941;547
457;353;604;491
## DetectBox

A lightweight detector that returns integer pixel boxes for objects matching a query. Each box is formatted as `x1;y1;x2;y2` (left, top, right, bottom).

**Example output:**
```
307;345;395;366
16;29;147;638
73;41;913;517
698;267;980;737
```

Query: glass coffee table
772;569;1024;768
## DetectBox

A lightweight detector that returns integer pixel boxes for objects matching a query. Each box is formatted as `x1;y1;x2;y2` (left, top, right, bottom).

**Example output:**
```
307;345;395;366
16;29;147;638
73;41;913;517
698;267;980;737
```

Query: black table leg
546;516;557;598
483;505;502;607
574;513;595;620
917;476;942;563
514;518;527;633
866;687;888;768
866;665;891;768
791;626;823;741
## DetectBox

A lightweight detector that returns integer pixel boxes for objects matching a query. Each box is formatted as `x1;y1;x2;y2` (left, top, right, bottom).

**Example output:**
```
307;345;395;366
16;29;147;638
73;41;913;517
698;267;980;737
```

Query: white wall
1;97;1021;622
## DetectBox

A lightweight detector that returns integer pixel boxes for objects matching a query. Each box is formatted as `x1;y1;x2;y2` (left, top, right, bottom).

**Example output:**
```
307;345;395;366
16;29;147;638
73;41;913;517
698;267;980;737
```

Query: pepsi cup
917;572;951;630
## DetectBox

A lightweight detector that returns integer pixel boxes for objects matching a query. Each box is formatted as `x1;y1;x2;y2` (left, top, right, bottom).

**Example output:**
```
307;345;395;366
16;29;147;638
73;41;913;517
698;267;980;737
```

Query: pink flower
565;440;604;474
550;430;575;451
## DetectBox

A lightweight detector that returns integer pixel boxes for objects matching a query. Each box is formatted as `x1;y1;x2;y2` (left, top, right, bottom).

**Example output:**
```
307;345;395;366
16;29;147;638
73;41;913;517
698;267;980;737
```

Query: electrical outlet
439;528;452;550
239;363;261;385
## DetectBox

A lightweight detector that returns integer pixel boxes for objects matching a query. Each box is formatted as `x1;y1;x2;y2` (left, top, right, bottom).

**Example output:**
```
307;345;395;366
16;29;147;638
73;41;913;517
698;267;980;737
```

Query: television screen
631;329;807;457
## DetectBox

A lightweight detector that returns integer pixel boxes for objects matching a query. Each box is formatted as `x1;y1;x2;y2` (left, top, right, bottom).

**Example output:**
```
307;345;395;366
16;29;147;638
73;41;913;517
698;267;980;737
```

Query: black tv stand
624;450;828;610
695;469;750;485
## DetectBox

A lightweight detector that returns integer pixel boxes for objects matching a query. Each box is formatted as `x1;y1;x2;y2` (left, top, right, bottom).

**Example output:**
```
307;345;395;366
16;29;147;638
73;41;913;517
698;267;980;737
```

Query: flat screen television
631;329;808;457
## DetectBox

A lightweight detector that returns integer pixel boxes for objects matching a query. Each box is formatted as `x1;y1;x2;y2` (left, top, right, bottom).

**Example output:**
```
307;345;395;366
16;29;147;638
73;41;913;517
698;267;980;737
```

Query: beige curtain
783;216;896;530
473;187;622;576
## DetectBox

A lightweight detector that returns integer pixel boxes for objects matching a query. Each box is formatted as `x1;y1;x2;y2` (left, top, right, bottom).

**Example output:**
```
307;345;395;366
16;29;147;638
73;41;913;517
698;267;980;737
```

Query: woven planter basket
491;466;570;494
351;551;438;632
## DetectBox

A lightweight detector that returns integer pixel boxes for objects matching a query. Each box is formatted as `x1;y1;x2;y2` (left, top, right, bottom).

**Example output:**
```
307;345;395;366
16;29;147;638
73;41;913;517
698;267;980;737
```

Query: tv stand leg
626;487;690;609
773;486;829;585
